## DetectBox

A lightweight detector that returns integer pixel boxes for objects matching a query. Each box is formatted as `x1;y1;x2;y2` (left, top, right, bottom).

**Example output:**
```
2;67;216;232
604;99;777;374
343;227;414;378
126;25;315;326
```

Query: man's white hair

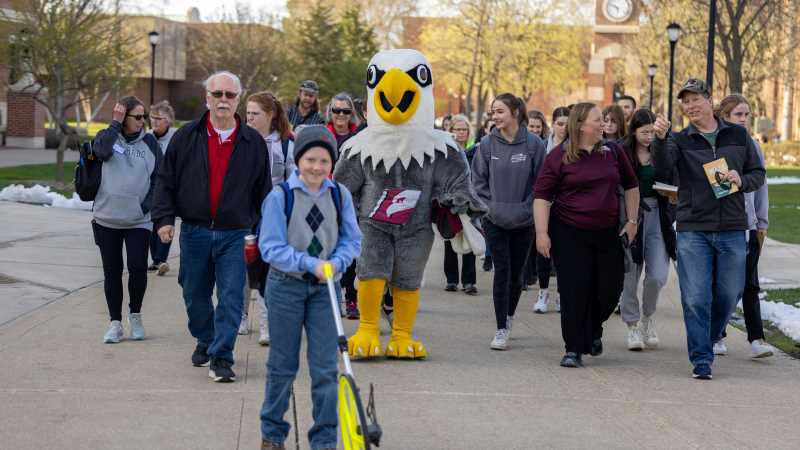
203;71;242;93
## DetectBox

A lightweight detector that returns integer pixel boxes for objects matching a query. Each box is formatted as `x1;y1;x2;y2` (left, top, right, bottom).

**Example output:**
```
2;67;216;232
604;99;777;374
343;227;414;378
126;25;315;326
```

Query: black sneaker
445;283;458;292
147;263;159;272
692;363;712;380
191;343;210;367
482;258;493;272
346;299;360;320
590;338;603;356
209;358;236;382
560;352;583;368
463;284;478;295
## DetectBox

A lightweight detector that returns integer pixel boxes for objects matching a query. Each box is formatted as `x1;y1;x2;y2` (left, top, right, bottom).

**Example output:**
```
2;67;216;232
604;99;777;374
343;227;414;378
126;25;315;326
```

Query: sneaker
560;352;582;368
128;313;145;340
626;324;644;351
209;358;236;382
692;363;712;380
103;320;124;344
258;321;270;346
533;290;549;314
590;338;603;356
346;299;360;320
463;284;478;295
445;283;458;292
640;316;659;348
490;329;509;350
191;343;210;367
713;339;728;356
750;339;774;359
157;262;170;276
482;258;493;272
261;440;286;450
238;314;249;335
147;263;159;272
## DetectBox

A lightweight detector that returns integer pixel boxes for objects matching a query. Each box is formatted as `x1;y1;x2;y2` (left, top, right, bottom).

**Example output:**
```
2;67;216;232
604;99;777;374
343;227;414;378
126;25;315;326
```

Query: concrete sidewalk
0;147;79;168
0;202;799;449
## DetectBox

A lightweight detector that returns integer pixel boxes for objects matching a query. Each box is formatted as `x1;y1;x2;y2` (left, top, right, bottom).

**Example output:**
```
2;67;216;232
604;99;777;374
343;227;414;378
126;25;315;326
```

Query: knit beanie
293;125;338;163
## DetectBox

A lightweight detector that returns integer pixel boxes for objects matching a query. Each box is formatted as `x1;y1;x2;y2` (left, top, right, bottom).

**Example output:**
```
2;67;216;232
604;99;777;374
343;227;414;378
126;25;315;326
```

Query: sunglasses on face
332;108;352;115
127;114;148;121
208;90;239;99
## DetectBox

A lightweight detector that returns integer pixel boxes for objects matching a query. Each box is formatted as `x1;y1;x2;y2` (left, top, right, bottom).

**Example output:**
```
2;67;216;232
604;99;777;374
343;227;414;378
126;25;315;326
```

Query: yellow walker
323;263;383;449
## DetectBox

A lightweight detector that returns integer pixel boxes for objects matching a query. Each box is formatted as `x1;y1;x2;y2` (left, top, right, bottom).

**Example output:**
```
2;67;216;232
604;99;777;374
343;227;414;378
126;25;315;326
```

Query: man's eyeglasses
127;114;148;121
208;90;239;99
332;108;352;115
452;128;469;132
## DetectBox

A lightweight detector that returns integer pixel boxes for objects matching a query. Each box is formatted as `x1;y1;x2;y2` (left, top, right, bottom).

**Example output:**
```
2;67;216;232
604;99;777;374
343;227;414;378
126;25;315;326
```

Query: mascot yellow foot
385;288;427;359
348;279;384;359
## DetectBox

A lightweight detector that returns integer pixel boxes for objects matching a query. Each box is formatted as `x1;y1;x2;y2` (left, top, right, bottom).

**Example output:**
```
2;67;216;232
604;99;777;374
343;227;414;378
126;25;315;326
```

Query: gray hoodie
92;121;160;230
745;139;769;230
471;127;546;229
149;126;177;155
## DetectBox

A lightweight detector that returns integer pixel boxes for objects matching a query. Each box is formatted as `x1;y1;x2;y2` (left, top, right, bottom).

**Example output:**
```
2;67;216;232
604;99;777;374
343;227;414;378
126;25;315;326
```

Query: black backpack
74;140;102;201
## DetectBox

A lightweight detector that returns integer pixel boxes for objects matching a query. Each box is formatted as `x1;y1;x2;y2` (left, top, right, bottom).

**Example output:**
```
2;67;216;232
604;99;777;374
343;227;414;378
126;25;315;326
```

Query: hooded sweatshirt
471;127;546;229
92;121;161;230
149;126;177;155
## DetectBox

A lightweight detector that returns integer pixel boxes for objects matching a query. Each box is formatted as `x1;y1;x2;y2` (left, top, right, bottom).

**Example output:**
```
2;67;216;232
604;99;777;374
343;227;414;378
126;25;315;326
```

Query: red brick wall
6;91;45;137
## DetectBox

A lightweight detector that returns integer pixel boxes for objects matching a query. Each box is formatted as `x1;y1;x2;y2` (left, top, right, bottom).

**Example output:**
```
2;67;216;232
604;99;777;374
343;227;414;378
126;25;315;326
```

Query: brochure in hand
703;158;739;199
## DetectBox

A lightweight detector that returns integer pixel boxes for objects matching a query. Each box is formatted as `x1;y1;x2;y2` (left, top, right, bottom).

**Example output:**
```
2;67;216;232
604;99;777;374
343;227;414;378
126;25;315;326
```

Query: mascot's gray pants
356;221;434;291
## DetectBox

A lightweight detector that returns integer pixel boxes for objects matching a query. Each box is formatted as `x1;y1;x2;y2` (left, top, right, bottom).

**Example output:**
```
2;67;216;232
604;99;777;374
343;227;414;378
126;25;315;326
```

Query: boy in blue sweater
258;126;362;450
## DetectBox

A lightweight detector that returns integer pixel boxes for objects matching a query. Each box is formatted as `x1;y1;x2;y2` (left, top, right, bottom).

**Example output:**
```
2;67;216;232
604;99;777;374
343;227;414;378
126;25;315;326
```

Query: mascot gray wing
332;145;365;215
432;143;488;220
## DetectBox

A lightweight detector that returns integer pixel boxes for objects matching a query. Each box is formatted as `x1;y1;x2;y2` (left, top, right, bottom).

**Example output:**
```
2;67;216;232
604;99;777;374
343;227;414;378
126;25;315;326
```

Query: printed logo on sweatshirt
510;153;527;163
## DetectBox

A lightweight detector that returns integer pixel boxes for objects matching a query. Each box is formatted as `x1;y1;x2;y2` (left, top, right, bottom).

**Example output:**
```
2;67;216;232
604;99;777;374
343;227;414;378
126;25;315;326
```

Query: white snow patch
760;300;800;341
767;176;800;185
759;277;776;284
0;184;92;211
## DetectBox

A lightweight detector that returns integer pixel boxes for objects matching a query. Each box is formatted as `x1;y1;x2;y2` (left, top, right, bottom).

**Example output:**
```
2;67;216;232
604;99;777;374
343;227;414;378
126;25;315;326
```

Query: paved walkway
1;201;799;449
0;147;79;168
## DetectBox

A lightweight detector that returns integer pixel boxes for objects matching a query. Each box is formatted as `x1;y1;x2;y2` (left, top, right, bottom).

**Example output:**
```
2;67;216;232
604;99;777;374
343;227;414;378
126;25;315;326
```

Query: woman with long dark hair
619;109;676;351
602;104;627;142
546;107;569;153
472;93;546;350
534;102;639;367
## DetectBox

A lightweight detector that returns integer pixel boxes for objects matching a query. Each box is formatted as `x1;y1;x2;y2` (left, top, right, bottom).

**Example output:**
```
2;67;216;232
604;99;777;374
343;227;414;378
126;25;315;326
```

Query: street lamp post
666;23;682;128
706;0;717;93
148;31;160;106
648;64;657;111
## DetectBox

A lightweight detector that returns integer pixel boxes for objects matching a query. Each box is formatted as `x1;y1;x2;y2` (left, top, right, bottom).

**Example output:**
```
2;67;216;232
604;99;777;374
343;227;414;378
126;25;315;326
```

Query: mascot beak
373;68;421;125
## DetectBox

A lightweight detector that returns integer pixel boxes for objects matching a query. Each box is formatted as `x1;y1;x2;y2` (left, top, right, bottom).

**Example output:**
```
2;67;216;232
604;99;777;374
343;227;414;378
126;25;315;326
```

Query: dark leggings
550;216;623;355
443;240;476;285
93;222;150;321
484;221;534;329
524;244;553;289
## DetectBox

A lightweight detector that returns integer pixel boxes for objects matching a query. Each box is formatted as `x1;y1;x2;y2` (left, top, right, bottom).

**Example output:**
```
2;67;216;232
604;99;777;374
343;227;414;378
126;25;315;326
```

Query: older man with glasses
152;71;272;382
147;100;178;276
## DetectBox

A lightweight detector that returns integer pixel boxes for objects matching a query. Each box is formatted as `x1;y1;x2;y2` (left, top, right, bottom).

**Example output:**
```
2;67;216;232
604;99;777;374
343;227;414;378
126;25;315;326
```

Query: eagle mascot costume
333;49;487;359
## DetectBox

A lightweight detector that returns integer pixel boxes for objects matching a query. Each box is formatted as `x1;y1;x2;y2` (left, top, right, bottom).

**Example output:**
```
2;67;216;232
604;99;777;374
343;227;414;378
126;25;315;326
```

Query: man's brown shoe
261;439;285;450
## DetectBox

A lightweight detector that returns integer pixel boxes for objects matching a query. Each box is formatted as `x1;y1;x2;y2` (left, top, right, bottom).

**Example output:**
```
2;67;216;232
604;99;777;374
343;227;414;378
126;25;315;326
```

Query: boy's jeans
261;270;339;450
676;230;746;367
178;223;248;363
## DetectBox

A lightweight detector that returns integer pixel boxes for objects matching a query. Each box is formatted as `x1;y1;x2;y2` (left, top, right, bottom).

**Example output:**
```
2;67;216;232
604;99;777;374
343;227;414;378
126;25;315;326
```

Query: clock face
603;0;634;22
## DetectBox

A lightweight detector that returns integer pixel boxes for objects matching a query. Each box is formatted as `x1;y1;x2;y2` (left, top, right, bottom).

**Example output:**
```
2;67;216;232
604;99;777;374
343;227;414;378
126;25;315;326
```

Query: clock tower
587;0;642;105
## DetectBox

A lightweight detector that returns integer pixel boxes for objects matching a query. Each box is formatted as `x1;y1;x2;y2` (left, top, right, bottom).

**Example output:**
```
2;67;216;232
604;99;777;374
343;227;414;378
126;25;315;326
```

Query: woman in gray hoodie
92;96;161;344
472;93;546;351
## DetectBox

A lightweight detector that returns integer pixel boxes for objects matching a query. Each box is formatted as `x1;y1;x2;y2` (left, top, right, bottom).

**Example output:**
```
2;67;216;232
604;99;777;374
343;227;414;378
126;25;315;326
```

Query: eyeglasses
150;115;167;121
452;128;469;132
208;90;239;99
332;108;352;115
127;114;148;121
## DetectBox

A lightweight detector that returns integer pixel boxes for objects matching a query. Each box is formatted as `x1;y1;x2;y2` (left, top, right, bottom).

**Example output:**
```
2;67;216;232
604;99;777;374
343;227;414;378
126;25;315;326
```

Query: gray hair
203;71;242;93
449;114;472;136
150;100;175;122
325;92;358;126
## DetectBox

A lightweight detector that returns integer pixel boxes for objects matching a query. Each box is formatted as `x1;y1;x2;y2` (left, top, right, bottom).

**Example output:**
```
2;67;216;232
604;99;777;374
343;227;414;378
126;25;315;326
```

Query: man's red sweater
206;118;239;220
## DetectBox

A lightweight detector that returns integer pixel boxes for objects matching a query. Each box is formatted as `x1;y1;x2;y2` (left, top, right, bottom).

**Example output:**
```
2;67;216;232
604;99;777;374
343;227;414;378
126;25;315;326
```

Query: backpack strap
279;182;293;225
281;137;292;162
331;182;343;227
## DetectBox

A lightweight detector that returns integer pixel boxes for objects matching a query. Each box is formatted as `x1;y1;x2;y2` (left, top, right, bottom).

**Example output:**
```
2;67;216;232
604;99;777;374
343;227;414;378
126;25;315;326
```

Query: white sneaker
640;316;659;348
750;339;773;359
157;262;170;276
713;339;728;355
490;329;509;350
533;290;549;314
626;324;644;351
103;320;124;344
258;321;270;346
128;313;145;340
238;314;249;335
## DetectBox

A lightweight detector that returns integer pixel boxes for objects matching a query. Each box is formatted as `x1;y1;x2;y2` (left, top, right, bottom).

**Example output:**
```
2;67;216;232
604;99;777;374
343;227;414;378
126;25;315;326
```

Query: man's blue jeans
676;230;746;366
260;270;339;450
178;223;248;363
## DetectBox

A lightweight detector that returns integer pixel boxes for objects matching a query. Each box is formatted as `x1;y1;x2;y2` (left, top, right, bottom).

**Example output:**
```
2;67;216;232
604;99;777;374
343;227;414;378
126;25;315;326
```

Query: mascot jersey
333;49;486;360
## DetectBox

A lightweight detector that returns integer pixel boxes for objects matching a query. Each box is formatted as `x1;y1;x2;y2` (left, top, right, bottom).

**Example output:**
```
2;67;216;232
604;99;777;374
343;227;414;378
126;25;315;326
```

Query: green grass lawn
765;168;800;244
0;162;77;195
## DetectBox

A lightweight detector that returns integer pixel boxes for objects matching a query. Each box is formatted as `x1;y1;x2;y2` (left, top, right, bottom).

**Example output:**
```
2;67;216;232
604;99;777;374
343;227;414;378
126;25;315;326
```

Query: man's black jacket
151;111;272;231
652;118;765;232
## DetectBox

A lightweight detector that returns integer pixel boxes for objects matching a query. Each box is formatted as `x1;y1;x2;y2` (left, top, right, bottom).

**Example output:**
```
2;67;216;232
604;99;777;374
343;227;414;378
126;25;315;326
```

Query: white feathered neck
341;123;456;171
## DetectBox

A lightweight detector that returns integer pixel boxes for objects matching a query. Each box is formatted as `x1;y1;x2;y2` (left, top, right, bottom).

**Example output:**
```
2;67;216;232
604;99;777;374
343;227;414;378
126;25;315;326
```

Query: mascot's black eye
367;65;385;89
407;64;432;87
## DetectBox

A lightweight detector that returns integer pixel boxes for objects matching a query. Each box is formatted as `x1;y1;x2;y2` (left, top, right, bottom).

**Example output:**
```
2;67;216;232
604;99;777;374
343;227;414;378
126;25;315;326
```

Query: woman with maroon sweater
533;103;640;368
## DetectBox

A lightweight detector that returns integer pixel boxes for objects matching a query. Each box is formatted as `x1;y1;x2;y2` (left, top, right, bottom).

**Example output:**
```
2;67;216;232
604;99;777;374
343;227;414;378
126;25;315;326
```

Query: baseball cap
299;80;319;94
677;78;710;99
293;125;338;164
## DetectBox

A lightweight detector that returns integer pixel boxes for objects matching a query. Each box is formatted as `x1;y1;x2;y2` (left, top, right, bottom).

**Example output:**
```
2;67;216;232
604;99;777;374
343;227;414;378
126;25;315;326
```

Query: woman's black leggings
484;221;534;329
93;222;150;321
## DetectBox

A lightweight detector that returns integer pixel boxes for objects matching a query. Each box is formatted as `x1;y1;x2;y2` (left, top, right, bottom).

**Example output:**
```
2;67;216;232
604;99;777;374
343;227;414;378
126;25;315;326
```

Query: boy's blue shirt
259;170;362;276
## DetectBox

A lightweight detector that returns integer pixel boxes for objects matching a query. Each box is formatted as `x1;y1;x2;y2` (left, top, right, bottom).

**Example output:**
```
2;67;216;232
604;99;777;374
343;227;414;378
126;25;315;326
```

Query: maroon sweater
534;142;638;231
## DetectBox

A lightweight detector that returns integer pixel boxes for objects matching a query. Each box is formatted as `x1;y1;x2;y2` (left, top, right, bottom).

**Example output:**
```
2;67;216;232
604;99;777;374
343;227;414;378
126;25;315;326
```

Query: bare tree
0;0;136;184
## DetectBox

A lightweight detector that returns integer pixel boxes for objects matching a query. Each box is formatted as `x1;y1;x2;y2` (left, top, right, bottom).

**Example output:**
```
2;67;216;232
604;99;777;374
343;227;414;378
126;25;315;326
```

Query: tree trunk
56;133;67;185
781;0;797;141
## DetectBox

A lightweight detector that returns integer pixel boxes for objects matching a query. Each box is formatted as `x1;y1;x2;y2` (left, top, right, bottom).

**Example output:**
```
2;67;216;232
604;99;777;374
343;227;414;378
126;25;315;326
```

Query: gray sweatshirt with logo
471;127;546;229
92;121;161;230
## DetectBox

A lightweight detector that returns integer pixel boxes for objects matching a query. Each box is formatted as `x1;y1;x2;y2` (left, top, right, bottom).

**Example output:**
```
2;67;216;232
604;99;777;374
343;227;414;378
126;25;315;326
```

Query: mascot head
366;49;434;128
342;49;455;171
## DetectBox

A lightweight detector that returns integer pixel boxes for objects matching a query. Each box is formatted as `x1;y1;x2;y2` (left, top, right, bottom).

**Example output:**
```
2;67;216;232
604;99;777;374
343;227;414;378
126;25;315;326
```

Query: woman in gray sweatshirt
471;94;546;351
92;96;161;344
